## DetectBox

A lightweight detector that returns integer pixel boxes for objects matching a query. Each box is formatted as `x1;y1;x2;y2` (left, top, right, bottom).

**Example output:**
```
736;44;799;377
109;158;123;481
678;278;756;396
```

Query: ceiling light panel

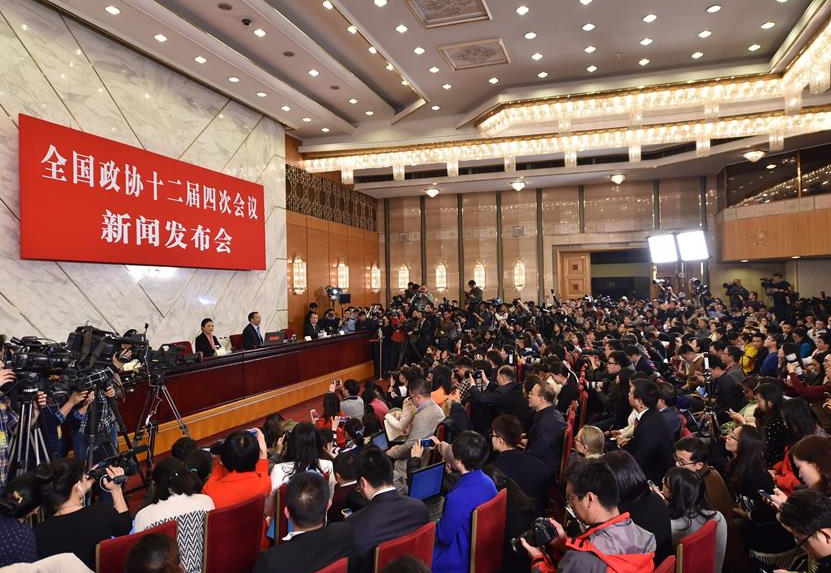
516;5;530;15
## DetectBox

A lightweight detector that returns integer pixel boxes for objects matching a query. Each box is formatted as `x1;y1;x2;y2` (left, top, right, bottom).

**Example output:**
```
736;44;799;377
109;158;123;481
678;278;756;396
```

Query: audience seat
283;328;296;340
578;390;588;430
654;554;676;573
96;520;177;573
313;557;349;573
470;489;507;573
204;495;265;573
229;333;243;351
675;519;717;573
168;340;194;357
560;401;578;477
274;483;290;544
374;521;436;573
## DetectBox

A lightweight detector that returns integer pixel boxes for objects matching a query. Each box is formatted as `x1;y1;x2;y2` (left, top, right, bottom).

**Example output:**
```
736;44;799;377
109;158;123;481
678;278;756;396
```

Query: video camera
510;517;560;553
760;277;775;290
86;445;148;486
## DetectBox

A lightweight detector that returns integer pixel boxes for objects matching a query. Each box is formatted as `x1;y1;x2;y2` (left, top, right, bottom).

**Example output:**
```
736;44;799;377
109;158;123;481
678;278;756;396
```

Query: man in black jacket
347;448;429;573
468;365;532;434
241;311;263;350
490;414;548;511
525;380;566;483
624;378;674;484
253;472;354;573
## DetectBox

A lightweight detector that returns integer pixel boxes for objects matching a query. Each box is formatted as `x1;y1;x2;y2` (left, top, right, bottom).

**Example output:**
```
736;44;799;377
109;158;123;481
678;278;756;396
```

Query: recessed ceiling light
347;25;357;34
365;111;374;116
639;58;650;66
766;163;777;169
154;33;167;42
743;150;766;162
580;0;592;4
582;23;595;31
374;0;387;6
254;28;266;37
585;45;596;53
414;46;425;55
792;256;801;259
587;65;597;72
401;80;409;86
302;117;311;122
706;4;721;13
691;51;704;59
489;77;499;84
349;98;357;104
105;5;120;15
741;259;749;263
256;91;266;97
368;46;377;54
777;0;788;2
511;181;526;192
308;69;319;76
525;32;536;39
194;56;207;64
610;173;627;185
281;105;291;111
228;76;239;83
516;5;530;15
748;44;761;51
395;24;408;33
537;71;548;78
425;187;440;198
322;0;333;8
761;21;776;29
698;30;712;38
431;105;440;110
385;63;393;71
429;66;440;73
640;38;653;46
442;83;452;89
642;13;657;22
321;128;330;133
531;52;543;60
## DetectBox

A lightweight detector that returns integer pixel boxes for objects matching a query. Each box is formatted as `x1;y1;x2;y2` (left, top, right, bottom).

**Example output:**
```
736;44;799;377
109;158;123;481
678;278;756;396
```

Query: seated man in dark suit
656;381;682;439
242;311;264;350
304;311;321;340
490;414;547;512
253;472;354;573
623;378;674;484
347;447;429;573
525;380;567;483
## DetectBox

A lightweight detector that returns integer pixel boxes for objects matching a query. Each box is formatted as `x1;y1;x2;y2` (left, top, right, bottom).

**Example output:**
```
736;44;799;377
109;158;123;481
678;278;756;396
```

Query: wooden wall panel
718;207;831;261
287;213;309;335
364;231;381;305
348;232;366;308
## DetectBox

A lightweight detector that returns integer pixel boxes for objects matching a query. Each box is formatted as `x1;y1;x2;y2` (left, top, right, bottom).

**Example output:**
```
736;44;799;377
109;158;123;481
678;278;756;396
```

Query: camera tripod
6;388;51;479
132;371;188;476
397;333;423;368
695;361;720;441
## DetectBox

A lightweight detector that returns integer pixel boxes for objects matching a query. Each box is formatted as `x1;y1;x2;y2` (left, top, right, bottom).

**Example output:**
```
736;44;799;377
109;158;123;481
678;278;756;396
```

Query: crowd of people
4;276;831;573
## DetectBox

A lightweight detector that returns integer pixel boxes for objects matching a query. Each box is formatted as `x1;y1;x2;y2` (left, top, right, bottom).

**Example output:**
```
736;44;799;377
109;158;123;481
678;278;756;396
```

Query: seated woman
184;450;213;494
0;472;41;567
194;317;220;357
134;457;215;531
573;425;605;460
33;459;132;569
126;533;183;573
363;382;390;420
339;418;367;455
315;393;346;448
603;450;673;566
661;467;727;572
202;429;271;509
270;422;335;496
261;412;287;468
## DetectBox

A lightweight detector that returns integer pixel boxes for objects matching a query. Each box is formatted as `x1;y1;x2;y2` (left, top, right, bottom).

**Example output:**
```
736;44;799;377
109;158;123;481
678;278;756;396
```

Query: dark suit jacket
242;322;263;350
491;449;548;512
625;408;675;483
252;522;354;573
470;382;532;432
347;490;429;573
555;380;580;415
328;483;366;523
194;333;218;357
304;323;320;340
523;406;567;482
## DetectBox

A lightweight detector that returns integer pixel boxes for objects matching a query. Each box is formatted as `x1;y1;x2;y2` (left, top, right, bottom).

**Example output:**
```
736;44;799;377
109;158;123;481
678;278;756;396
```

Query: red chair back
314;557;349;573
578;390;588;430
275;483;289;544
676;519;717;573
679;414;692;438
435;420;447;442
229;333;243;351
560;414;575;477
169;340;193;357
654;555;676;573
470;489;507;573
204;495;265;573
374;521;436;573
97;520;177;573
283;328;296;339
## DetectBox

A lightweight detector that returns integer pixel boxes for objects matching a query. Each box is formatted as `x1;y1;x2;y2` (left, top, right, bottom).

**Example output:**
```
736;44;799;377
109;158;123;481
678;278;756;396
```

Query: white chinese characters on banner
39;144;259;220
100;212;233;254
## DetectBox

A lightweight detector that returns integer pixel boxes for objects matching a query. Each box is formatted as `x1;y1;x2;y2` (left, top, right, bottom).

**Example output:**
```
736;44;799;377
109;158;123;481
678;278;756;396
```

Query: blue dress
0;514;38;567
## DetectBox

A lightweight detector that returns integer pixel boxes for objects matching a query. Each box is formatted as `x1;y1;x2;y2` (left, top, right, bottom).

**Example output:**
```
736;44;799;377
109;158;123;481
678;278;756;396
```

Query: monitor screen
370;431;388;451
409;463;444;500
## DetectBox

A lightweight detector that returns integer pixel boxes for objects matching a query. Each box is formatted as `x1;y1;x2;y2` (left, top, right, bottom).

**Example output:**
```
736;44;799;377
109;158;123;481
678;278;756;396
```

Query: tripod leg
160;385;189;437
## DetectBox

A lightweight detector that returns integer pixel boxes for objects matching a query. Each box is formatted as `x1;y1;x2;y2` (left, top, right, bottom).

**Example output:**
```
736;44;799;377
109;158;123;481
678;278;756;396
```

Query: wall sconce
292;257;307;295
435;263;448;292
513;259;526;291
336;260;349;290
397;265;410;290
370;263;381;293
473;261;486;288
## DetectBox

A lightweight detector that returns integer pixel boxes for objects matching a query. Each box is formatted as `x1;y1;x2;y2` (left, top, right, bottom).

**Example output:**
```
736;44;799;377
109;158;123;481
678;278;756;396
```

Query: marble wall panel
0;0;287;346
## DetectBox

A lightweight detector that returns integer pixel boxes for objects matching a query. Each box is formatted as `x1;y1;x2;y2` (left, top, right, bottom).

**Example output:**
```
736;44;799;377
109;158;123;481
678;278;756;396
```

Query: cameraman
520;459;656;573
766;272;792;321
0;360;19;489
71;368;123;467
410;284;435;313
723;279;748;310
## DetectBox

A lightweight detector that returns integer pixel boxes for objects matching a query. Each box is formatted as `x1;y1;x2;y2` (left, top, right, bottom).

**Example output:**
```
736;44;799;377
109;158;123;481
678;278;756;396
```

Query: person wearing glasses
778;489;831;573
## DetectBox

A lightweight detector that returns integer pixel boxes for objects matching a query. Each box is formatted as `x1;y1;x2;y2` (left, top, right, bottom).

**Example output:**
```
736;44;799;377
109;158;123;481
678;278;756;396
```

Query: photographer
71;370;122;467
33;458;131;569
520;459;656;573
410;284;435;313
765;272;793;321
723;279;749;310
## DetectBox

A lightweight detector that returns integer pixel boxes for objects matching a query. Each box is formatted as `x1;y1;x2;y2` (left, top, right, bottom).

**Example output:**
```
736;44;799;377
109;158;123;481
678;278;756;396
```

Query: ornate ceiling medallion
438;38;509;70
406;0;491;28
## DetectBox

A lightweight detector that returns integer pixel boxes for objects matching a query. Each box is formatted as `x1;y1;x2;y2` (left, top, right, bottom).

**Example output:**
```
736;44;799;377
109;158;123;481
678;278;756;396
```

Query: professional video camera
653;278;670;288
691;278;711;297
65;325;149;371
438;297;452;313
510;517;560;553
86;445;148;486
760;277;775;290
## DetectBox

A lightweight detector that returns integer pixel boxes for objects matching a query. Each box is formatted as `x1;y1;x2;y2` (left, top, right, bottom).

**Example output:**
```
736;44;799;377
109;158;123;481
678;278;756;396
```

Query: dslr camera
510;517;560;553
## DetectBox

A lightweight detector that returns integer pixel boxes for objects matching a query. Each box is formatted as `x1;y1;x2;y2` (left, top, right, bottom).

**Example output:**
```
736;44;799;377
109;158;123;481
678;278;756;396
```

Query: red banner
19;114;266;270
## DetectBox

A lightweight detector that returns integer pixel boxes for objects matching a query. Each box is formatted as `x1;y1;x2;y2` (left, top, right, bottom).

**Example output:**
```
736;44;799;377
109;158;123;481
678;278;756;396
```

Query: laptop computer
408;462;445;522
263;331;284;346
369;430;389;451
